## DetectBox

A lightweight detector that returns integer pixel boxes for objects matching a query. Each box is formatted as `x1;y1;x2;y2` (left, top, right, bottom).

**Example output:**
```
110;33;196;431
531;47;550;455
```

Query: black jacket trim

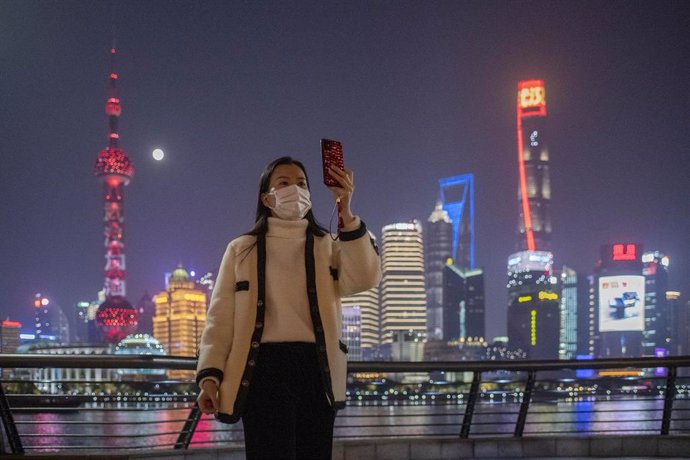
235;280;249;291
305;231;336;407
196;367;224;386
338;220;367;241
227;233;267;423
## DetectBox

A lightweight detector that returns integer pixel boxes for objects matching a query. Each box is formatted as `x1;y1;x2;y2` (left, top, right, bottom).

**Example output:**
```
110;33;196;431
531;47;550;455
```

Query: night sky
1;1;689;340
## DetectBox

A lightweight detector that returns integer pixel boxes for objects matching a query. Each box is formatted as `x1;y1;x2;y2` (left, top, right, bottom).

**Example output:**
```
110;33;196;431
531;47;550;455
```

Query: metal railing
1;354;689;454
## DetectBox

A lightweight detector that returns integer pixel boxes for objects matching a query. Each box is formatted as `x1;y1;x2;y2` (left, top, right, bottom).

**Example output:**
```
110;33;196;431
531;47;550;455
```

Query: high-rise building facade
507;80;560;360
506;251;559;359
515;80;551;252
153;265;207;379
74;291;104;343
1;319;21;379
438;175;475;268
341;306;362;361
594;243;645;358
0;320;21;354
341;287;379;357
380;221;427;344
669;294;687;356
93;46;137;344
580;275;596;357
642;251;671;356
136;292;156;336
33;294;70;343
425;202;452;339
442;264;485;342
559;266;578;359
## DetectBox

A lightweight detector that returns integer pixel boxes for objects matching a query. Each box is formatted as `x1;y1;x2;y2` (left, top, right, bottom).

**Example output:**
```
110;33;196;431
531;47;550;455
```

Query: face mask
267;184;312;220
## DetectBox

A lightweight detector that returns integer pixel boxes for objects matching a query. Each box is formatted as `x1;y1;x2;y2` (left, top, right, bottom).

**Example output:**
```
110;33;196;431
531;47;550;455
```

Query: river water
10;395;690;452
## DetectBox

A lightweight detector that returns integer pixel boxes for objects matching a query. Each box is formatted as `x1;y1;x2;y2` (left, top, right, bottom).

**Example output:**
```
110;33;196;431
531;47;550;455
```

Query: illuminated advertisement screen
598;276;645;332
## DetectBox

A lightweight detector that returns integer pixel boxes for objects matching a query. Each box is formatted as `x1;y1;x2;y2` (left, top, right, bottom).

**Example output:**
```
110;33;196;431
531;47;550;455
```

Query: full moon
152;148;165;161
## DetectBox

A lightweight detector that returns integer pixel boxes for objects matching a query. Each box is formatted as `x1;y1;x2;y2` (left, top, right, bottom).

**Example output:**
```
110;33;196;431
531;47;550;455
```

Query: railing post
0;381;24;454
175;402;202;449
660;366;677;435
460;371;481;438
514;370;536;437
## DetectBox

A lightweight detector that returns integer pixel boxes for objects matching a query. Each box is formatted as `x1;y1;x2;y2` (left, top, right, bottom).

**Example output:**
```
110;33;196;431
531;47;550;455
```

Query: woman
196;156;381;459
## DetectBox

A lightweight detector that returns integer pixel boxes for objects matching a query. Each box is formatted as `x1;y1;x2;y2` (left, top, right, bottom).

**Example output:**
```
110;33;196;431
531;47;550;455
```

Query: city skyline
1;2;689;340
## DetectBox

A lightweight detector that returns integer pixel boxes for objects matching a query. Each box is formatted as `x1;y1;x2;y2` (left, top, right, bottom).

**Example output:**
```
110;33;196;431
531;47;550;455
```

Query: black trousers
241;342;336;460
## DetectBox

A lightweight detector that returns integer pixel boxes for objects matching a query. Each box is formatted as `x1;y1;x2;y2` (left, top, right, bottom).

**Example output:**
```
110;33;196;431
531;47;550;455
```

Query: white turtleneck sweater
261;216;360;343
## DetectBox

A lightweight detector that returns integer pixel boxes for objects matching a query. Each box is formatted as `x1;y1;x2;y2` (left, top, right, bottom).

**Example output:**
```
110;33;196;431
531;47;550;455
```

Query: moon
152;148;165;161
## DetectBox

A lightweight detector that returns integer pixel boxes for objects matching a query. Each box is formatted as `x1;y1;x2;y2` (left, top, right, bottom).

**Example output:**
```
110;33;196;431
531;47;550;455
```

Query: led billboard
598;276;645;332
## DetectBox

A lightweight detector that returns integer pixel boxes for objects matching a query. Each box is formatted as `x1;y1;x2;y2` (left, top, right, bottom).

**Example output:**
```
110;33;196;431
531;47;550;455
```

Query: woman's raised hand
327;167;355;227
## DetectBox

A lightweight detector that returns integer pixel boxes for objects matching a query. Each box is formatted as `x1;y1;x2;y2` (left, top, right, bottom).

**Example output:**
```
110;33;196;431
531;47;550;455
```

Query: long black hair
244;156;328;237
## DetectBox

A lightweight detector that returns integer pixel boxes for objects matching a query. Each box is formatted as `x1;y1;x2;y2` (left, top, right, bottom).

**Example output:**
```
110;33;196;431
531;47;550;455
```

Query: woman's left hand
327;167;356;227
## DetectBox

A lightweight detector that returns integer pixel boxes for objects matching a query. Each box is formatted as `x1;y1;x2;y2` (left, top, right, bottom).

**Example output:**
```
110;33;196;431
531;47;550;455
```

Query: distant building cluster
3;70;687;390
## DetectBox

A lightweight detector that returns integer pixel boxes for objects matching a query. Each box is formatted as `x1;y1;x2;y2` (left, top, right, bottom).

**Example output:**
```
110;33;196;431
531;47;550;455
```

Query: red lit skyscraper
516;80;551;251
93;47;137;343
507;80;558;359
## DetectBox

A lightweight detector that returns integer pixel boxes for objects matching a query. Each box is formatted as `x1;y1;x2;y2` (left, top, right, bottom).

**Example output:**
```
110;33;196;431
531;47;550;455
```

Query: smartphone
321;138;345;187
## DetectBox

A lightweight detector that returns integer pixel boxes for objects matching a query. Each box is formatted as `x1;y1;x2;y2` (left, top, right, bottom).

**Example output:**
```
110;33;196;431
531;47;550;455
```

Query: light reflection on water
12;397;690;451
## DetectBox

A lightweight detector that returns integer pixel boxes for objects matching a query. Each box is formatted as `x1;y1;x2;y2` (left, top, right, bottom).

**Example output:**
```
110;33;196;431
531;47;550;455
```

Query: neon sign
612;244;637;261
538;291;559;301
518;80;546;117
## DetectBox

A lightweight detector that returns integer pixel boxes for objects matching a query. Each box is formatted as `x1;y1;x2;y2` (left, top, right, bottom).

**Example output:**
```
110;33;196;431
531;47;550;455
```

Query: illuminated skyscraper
341;306;362;361
442;264;485;342
74;290;105;343
425;202;452;339
341;287;379;356
0;320;21;354
135;292;155;336
580;275;596;357
506;251;559;359
427;175;476;340
669;293;687;356
559;266;579;360
93;46;137;343
515;80;551;252
438;175;475;268
380;221;427;344
507;79;558;359
642;251;672;356
153;265;207;379
33;293;70;343
595;243;645;358
1;319;21;379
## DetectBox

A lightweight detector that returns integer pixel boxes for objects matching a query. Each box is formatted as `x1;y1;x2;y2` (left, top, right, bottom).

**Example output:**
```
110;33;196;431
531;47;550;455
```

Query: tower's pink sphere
96;297;138;343
94;147;134;178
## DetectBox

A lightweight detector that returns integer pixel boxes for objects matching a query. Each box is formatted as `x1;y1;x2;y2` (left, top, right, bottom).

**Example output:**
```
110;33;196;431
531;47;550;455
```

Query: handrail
2;353;689;371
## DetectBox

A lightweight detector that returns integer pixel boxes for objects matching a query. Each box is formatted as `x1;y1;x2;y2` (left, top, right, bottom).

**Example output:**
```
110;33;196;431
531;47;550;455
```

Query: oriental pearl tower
93;46;137;343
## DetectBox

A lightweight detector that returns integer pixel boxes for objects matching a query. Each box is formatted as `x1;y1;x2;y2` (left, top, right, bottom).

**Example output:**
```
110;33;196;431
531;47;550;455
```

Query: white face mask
267;184;312;220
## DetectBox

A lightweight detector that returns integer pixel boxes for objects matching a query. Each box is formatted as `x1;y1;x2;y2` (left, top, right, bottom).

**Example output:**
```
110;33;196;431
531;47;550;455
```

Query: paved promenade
3;435;689;459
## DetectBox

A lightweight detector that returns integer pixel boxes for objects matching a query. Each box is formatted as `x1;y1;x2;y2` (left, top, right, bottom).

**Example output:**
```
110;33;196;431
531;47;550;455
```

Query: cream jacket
196;219;381;423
